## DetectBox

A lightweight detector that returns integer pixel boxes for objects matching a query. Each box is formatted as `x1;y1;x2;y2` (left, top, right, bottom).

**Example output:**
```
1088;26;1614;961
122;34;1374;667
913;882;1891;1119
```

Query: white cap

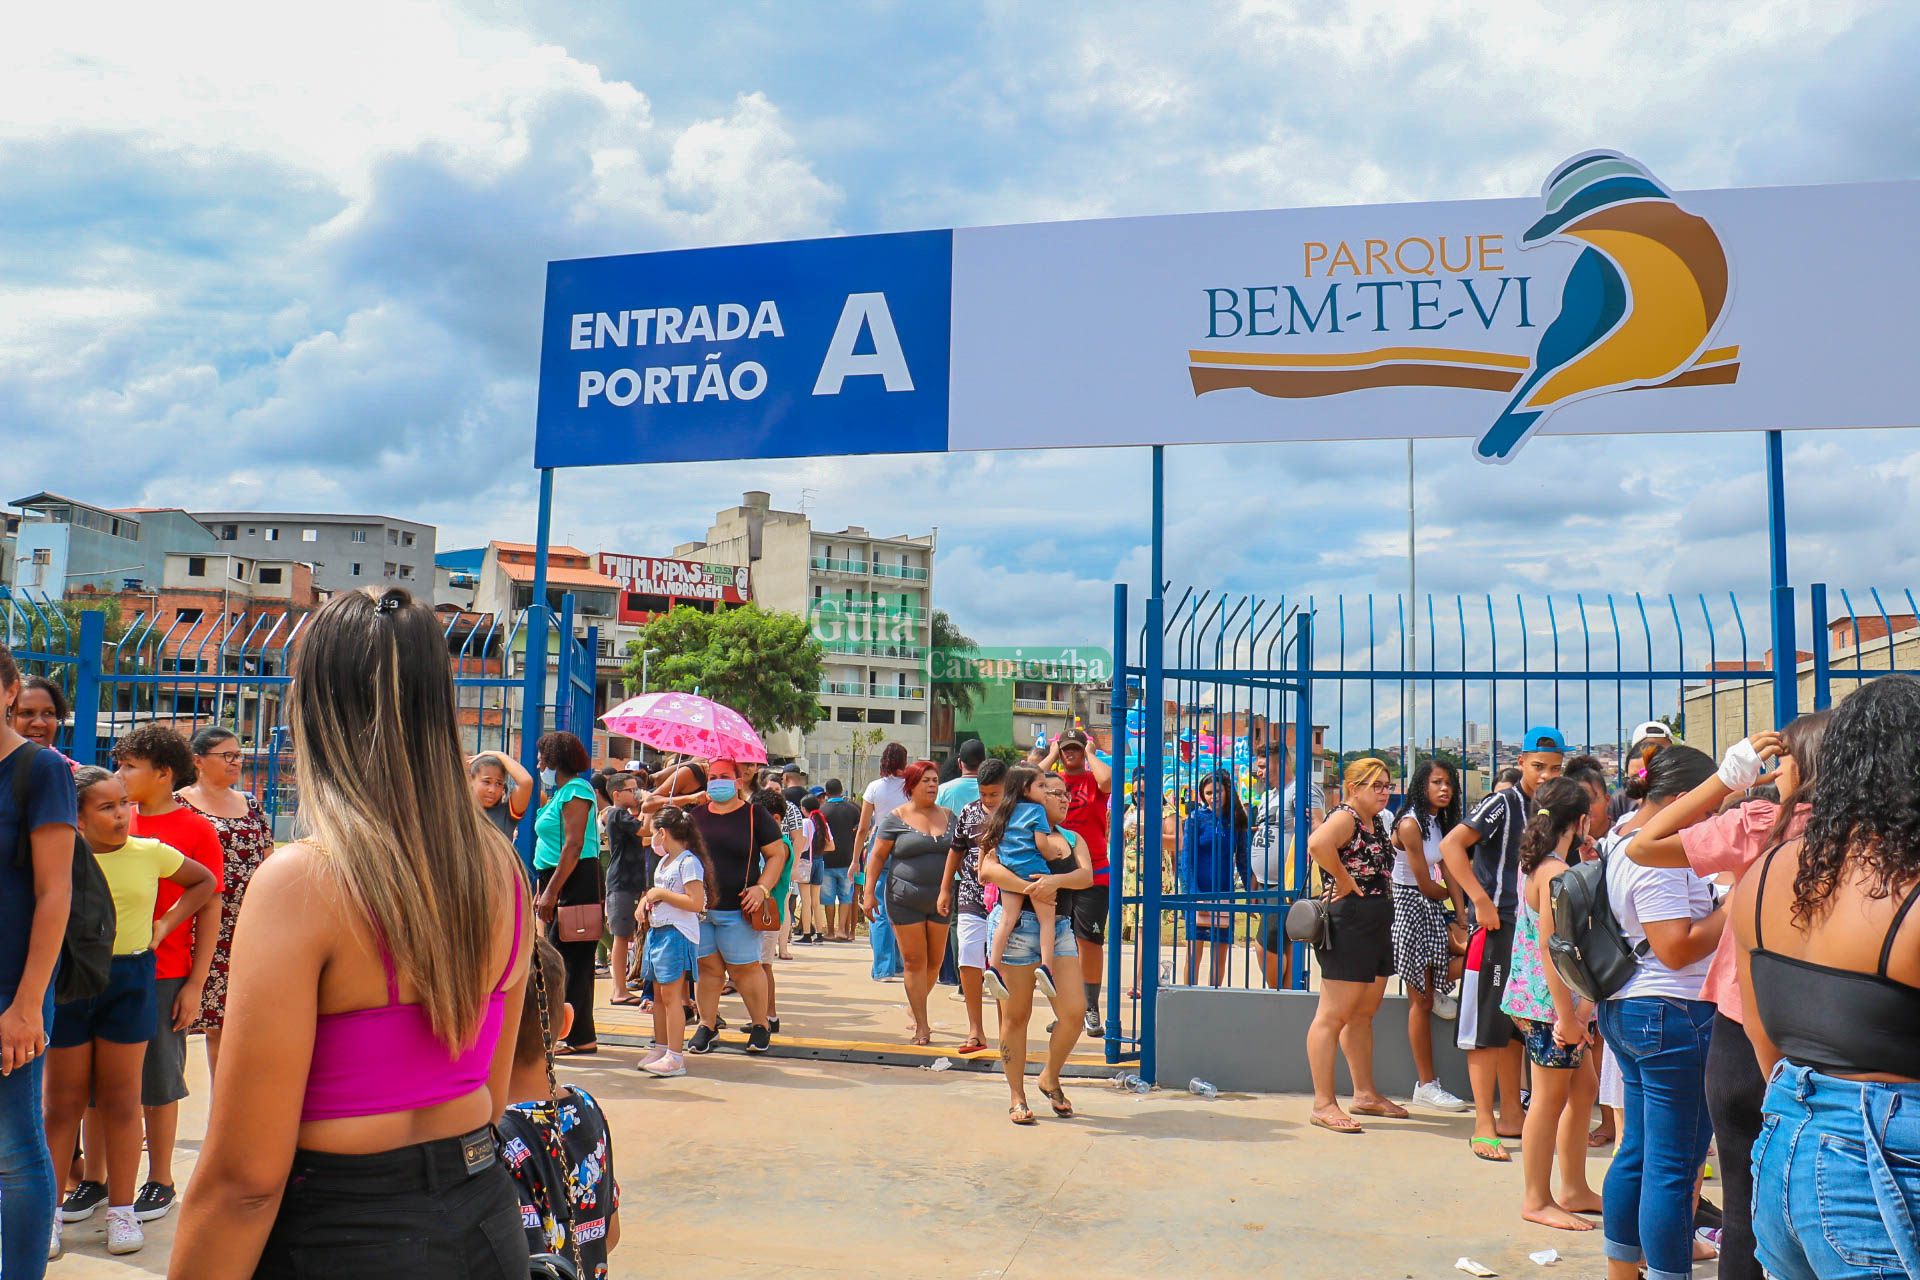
1629;721;1673;745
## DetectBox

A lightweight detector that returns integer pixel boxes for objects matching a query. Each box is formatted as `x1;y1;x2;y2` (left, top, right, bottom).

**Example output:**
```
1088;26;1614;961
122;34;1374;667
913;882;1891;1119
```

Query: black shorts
1317;893;1394;983
1457;921;1521;1050
254;1128;528;1279
1071;884;1109;946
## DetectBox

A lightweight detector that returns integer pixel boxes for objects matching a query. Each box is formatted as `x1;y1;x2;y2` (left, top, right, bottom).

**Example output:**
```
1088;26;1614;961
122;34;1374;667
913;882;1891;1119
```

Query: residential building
674;491;936;779
8;493;217;596
191;510;435;595
470;541;621;759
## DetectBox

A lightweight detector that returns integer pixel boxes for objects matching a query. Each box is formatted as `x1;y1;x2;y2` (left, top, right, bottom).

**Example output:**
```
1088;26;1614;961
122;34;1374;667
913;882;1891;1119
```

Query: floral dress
183;790;275;1030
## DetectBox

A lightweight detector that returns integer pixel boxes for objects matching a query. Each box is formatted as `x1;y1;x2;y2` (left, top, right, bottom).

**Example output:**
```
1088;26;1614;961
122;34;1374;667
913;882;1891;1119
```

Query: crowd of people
2;589;1917;1277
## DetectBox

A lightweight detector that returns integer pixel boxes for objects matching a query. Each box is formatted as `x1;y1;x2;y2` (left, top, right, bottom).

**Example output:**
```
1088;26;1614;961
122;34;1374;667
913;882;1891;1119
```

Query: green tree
985;743;1028;766
624;604;825;736
843;726;885;790
928;608;989;719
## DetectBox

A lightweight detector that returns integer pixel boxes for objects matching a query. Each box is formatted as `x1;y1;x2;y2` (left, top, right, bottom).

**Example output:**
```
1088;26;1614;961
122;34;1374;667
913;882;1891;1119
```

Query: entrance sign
536;152;1920;468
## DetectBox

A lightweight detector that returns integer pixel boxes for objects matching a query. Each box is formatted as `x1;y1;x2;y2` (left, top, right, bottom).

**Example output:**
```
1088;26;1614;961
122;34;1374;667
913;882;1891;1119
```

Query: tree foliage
624;604;825;736
929;608;988;719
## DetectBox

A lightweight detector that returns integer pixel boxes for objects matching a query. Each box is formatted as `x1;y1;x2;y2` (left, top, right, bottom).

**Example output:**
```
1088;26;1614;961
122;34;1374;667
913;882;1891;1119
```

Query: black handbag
1284;896;1333;949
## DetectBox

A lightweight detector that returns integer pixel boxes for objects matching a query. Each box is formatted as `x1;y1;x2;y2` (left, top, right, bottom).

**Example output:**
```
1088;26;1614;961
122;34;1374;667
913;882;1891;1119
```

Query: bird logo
1475;151;1732;463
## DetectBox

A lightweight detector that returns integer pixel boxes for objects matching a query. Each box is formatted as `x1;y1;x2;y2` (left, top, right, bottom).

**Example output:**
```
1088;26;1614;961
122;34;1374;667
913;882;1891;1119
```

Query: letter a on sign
813;292;914;395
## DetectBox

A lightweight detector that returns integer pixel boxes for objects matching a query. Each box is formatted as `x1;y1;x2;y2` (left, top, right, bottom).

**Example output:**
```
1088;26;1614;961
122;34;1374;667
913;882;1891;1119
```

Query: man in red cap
1041;729;1113;1036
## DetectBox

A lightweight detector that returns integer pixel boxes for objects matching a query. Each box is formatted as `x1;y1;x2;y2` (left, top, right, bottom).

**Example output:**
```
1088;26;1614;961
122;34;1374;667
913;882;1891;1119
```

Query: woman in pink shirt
1624;711;1827;1280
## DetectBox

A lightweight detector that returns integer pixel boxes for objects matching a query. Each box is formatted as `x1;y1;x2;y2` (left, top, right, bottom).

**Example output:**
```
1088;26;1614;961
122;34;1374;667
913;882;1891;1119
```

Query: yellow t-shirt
95;836;185;956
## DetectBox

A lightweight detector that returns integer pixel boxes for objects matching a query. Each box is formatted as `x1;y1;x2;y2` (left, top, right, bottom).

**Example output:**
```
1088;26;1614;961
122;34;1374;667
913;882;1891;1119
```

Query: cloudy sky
5;0;1918;743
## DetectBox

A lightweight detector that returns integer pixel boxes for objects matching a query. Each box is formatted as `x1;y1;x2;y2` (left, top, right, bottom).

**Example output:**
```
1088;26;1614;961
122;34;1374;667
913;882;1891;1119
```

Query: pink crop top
301;890;524;1123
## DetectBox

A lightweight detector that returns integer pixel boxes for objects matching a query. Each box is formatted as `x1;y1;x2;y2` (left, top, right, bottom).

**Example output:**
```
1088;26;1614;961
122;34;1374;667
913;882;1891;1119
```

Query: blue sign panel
535;229;953;468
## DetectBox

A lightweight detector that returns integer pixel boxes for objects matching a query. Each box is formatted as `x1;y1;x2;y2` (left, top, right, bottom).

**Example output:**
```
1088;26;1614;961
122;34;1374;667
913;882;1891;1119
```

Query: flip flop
1009;1102;1036;1126
1039;1082;1074;1118
956;1037;989;1054
1310;1112;1364;1135
1350;1101;1410;1119
1469;1136;1512;1162
609;994;642;1006
554;1043;599;1057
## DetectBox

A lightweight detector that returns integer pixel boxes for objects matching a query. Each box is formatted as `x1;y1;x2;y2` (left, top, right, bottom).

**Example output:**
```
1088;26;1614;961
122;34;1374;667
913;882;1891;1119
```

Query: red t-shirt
132;806;225;980
1060;770;1111;884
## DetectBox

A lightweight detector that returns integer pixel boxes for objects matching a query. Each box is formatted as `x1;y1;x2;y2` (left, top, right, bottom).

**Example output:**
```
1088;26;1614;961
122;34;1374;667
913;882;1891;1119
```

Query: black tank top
1748;845;1920;1077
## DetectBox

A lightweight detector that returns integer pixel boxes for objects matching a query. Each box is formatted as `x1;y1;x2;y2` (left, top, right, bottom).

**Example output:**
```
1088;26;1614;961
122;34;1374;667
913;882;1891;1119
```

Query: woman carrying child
978;764;1076;1003
1500;777;1603;1232
979;769;1093;1125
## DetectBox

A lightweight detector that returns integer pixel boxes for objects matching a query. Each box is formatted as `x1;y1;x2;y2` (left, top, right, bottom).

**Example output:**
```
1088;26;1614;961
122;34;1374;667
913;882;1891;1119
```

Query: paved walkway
52;937;1637;1278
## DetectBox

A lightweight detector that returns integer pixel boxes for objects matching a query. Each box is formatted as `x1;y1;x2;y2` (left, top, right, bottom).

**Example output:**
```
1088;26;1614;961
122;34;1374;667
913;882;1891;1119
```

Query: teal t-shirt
534;776;601;871
937;775;981;810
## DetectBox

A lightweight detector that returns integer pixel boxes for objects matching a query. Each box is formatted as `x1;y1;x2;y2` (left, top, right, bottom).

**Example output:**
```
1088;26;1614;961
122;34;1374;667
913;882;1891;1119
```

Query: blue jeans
1753;1061;1920;1280
820;865;853;907
868;871;902;980
1598;996;1716;1280
0;985;56;1280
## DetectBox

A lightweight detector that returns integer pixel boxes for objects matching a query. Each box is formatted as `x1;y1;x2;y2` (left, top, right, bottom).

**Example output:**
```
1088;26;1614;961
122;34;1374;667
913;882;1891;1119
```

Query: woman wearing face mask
685;759;788;1056
533;732;601;1056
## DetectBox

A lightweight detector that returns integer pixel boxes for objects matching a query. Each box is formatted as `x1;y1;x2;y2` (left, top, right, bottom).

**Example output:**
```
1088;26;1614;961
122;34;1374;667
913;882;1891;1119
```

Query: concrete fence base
1154;986;1473;1097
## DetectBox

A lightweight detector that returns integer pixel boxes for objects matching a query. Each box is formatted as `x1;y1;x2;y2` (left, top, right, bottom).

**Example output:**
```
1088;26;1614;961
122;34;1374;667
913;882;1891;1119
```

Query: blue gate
1110;580;1911;1082
2;587;585;852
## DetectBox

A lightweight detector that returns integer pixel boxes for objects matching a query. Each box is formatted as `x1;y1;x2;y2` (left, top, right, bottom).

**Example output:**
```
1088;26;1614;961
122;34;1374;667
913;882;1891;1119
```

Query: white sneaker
1412;1079;1472;1113
1432;993;1461;1020
49;1217;61;1261
643;1051;686;1078
636;1045;668;1069
106;1206;145;1255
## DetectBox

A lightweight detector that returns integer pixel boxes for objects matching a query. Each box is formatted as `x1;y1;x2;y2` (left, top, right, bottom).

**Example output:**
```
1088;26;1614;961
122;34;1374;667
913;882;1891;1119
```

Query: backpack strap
12;740;41;869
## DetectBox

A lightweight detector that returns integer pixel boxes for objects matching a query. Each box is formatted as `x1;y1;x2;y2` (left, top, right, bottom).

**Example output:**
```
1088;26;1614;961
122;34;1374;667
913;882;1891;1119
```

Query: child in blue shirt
980;765;1075;999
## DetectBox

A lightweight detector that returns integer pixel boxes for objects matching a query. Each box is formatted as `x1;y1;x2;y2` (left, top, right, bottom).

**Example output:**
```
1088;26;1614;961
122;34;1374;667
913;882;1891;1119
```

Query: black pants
1704;1011;1765;1280
254;1128;528;1279
537;862;601;1049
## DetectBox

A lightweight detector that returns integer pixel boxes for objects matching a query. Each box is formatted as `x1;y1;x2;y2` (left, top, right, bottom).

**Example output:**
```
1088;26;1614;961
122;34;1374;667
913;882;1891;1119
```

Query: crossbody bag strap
745;804;758;896
11;740;40;869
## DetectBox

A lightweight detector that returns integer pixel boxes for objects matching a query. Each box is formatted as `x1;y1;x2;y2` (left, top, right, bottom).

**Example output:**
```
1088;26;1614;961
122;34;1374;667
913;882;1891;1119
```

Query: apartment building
191;511;435;595
8;493;217;596
675;491;936;779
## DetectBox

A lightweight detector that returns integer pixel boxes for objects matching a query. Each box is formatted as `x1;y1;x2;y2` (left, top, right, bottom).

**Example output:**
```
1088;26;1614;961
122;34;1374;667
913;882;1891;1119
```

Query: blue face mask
539;768;557;788
707;778;738;804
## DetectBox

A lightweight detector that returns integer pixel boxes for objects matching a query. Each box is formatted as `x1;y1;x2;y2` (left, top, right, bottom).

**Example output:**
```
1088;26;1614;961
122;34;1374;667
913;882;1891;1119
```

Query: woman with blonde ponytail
171;588;532;1280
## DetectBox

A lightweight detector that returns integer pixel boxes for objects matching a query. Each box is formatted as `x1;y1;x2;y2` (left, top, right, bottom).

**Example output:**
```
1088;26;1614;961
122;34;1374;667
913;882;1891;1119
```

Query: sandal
1038;1081;1074;1118
554;1043;599;1056
609;994;642;1006
956;1036;989;1055
1008;1102;1037;1126
1469;1136;1512;1162
1310;1112;1364;1134
1350;1100;1409;1119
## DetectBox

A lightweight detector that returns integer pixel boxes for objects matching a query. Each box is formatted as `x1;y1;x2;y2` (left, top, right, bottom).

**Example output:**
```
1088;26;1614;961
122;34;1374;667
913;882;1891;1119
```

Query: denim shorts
820;865;853;907
604;890;640;939
1752;1061;1920;1280
988;903;1076;968
698;910;763;966
641;925;698;985
52;951;156;1048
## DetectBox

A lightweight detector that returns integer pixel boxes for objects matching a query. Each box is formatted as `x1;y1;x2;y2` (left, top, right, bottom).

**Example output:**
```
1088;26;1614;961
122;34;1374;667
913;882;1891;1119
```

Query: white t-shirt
1391;813;1445;888
1605;833;1717;1001
862;776;911;854
1250;780;1325;886
649;849;706;943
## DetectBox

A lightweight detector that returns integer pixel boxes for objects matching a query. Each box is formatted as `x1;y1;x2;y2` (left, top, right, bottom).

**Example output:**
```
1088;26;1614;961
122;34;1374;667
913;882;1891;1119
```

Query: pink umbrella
600;691;768;764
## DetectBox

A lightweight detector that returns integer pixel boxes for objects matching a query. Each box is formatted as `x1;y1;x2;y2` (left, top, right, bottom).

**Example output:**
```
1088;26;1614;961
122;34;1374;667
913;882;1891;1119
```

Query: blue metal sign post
1766;430;1798;726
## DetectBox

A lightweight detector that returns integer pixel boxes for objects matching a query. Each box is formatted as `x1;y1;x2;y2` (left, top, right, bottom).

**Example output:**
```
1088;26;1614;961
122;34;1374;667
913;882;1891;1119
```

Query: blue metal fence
1;587;583;852
1110;580;1913;1081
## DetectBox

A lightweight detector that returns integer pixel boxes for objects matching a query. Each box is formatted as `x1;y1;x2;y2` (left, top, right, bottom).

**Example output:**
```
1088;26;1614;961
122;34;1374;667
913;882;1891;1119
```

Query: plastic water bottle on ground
1188;1078;1218;1099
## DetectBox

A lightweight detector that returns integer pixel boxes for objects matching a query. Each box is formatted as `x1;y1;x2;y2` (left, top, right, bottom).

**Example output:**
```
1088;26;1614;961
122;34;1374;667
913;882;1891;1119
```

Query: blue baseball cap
1519;725;1566;755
